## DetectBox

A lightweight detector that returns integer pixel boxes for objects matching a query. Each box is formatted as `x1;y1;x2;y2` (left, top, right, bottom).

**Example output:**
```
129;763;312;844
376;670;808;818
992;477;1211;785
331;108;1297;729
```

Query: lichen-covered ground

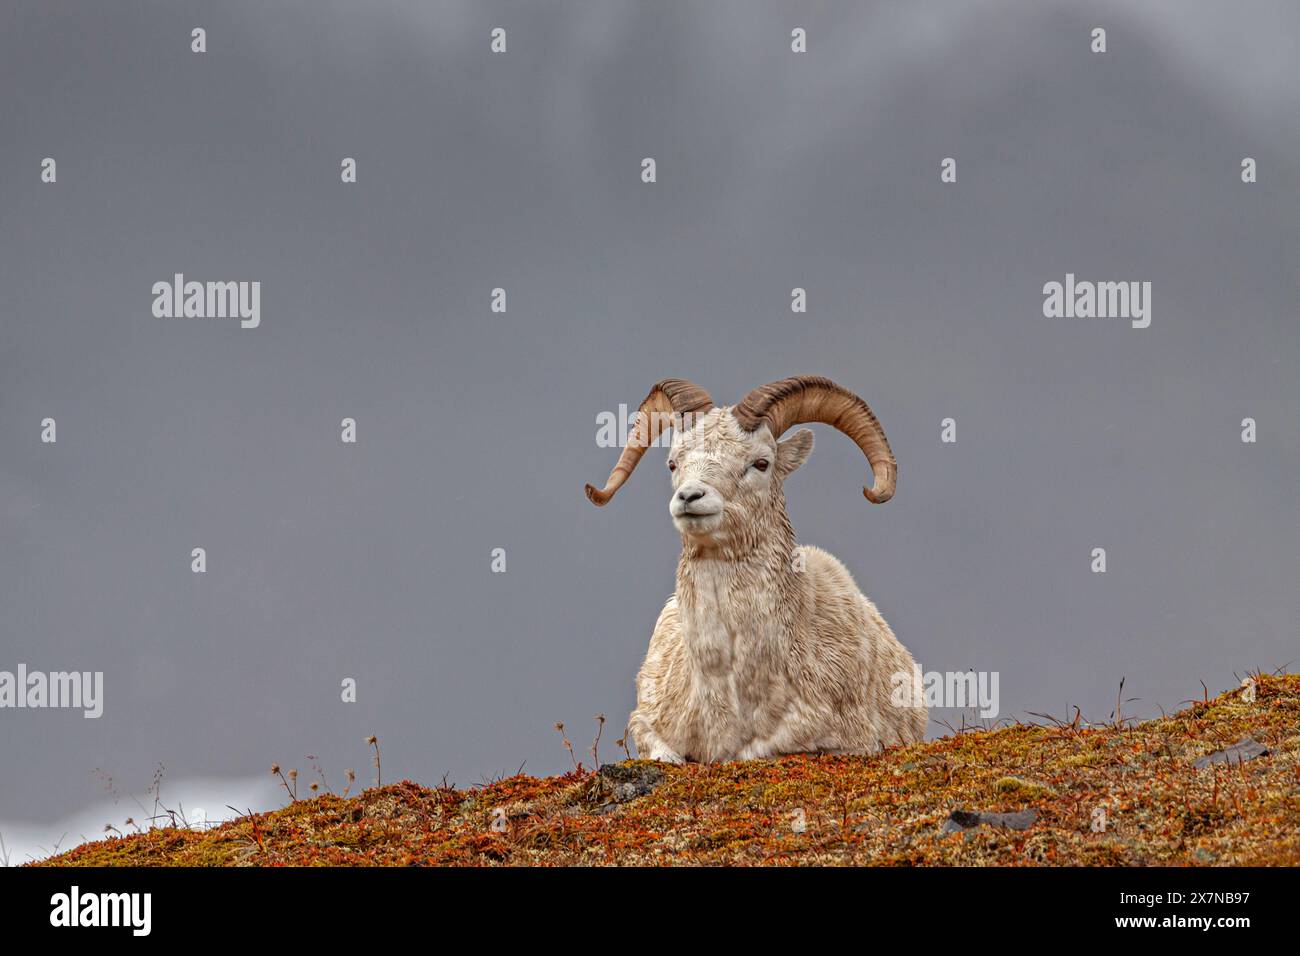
39;673;1300;866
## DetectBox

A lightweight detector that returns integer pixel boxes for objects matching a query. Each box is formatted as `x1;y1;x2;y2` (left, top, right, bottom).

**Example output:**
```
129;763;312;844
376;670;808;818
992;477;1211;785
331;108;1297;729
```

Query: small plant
30;832;69;863
270;764;298;802
1110;676;1139;730
367;735;382;787
554;722;580;772
591;714;606;769
146;763;167;827
91;768;119;804
247;810;266;854
307;755;335;795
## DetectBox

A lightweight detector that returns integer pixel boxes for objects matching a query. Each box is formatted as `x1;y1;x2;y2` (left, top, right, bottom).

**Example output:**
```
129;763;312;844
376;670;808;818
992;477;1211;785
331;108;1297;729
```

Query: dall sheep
586;375;926;763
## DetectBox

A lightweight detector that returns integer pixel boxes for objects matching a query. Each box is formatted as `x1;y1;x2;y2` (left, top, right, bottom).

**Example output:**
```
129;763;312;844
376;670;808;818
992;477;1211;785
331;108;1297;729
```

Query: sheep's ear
776;428;814;477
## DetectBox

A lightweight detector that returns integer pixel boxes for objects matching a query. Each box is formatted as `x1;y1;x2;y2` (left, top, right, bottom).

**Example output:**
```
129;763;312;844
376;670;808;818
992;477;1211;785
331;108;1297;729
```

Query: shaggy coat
586;377;925;764
624;409;925;763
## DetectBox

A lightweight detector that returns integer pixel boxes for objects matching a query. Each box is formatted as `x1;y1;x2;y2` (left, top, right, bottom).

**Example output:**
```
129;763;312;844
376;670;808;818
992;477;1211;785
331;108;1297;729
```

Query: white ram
586;375;926;763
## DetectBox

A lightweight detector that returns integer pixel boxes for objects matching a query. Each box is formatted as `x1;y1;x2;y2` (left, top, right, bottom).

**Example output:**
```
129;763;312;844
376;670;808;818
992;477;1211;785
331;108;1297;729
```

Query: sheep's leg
644;740;686;765
628;711;686;765
736;739;775;761
737;722;809;761
738;713;869;760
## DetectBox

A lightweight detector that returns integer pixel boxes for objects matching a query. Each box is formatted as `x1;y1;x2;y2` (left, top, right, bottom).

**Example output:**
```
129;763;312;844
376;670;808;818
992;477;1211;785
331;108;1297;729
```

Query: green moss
1060;751;1106;768
992;776;1057;799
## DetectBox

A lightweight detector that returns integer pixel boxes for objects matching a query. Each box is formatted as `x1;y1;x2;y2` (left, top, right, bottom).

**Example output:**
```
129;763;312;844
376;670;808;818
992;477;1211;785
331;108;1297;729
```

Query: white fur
626;408;926;762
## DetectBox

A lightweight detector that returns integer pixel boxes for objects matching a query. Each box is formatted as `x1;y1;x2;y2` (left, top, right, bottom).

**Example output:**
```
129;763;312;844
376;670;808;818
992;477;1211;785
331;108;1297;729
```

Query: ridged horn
732;375;896;503
585;379;714;506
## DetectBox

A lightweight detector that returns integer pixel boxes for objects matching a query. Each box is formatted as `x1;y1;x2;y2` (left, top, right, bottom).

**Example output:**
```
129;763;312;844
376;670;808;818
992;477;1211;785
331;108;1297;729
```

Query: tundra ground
37;673;1300;866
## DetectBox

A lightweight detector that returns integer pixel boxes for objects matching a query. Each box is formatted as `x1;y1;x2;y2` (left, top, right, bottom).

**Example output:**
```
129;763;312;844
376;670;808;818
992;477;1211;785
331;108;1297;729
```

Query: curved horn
585;378;714;506
733;375;896;503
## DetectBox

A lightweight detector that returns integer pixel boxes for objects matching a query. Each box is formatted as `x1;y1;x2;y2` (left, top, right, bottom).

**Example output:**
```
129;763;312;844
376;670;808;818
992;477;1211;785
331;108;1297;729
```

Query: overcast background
2;0;1297;860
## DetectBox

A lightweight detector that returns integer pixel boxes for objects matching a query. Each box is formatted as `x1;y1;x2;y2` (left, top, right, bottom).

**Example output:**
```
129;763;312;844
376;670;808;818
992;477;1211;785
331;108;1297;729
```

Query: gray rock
940;808;1038;834
1193;737;1270;769
595;763;664;804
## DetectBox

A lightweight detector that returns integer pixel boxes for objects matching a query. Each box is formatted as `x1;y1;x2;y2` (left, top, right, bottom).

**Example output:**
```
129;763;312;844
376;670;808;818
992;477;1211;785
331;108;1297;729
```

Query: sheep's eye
752;458;770;473
667;459;677;472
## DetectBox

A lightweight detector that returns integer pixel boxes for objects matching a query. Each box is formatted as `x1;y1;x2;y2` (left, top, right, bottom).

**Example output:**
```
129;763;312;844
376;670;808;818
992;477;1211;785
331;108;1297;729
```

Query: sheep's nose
677;487;706;504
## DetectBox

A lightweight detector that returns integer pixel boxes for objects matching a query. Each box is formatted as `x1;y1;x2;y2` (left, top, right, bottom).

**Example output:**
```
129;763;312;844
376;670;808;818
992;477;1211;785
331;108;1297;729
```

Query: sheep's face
666;408;814;543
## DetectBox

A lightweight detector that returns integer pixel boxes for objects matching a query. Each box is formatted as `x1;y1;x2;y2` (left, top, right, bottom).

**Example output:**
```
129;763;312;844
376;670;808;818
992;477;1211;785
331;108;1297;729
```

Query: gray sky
1;0;1297;848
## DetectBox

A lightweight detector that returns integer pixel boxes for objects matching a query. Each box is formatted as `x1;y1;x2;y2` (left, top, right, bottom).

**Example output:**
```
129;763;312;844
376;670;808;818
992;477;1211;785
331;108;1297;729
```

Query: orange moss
37;674;1300;867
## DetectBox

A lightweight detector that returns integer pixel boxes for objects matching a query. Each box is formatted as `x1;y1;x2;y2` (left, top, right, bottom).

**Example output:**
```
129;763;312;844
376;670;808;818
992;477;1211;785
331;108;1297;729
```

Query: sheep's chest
676;564;789;757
